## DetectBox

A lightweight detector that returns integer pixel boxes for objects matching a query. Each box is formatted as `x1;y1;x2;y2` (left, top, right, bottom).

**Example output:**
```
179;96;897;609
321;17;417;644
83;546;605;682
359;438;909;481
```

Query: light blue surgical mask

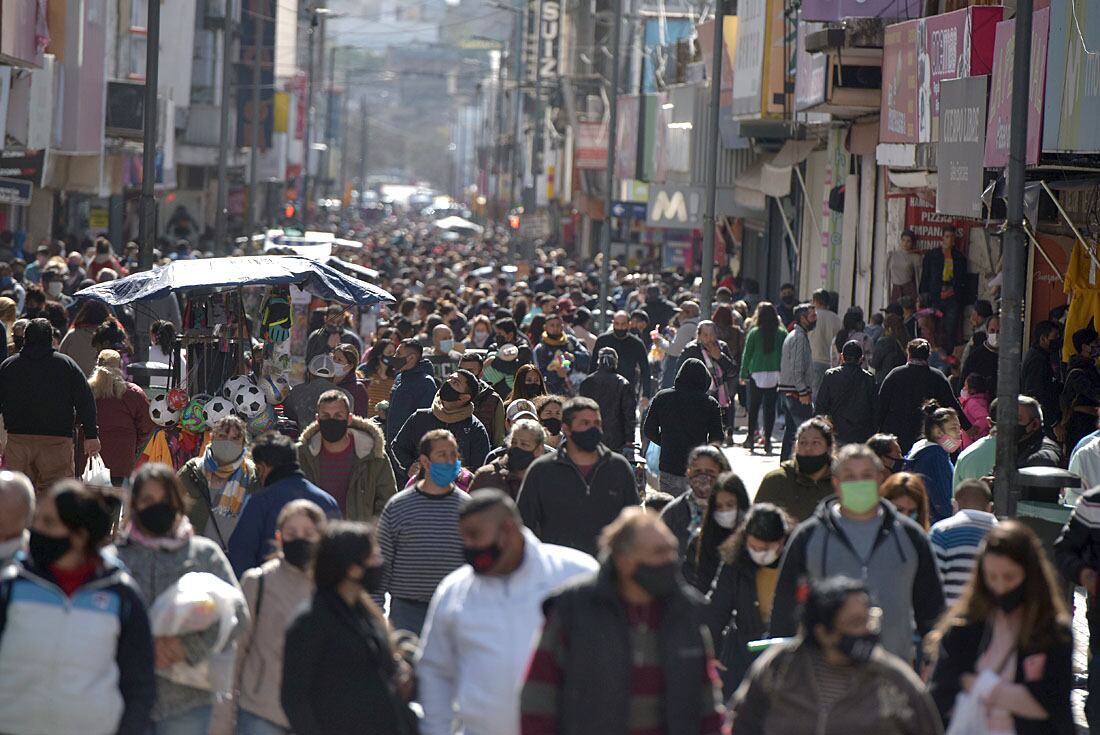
429;460;462;487
439;338;455;353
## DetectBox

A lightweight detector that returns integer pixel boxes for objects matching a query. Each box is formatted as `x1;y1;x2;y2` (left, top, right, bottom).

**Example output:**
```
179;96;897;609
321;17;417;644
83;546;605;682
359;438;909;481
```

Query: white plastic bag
945;691;989;735
148;572;245;693
82;454;111;487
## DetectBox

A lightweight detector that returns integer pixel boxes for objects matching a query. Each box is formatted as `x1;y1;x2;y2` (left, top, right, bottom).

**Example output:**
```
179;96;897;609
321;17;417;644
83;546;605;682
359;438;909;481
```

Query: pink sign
880;20;921;144
922;6;1002;141
984;7;1049;167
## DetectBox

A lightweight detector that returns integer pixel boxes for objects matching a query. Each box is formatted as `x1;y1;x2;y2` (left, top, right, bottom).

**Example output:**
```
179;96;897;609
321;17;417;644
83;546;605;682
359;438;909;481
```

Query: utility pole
510;0;526;213
300;7;318;226
699;2;725;316
994;0;1034;517
215;0;235;254
359;99;368;197
138;0;161;271
338;72;350;206
246;0;263;236
597;0;623;332
523;0;545;212
325;45;337;199
493;50;506;220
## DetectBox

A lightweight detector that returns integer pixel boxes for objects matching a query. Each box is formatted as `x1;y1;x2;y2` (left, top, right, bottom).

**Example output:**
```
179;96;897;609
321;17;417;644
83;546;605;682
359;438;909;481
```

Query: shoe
763;440;773;456
741;436;754;450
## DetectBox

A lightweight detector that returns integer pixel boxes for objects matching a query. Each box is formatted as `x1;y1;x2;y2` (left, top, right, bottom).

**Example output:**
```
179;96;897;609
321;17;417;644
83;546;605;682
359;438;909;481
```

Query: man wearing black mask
1022;320;1063;431
1016;396;1062;471
390;369;491;478
298;390;397;522
593;310;652;404
305;305;362;366
386;338;438;439
775;283;798;325
517;397;638;556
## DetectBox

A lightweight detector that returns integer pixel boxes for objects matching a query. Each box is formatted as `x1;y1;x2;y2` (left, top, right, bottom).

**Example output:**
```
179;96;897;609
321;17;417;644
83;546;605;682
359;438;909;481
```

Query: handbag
82;454;111;487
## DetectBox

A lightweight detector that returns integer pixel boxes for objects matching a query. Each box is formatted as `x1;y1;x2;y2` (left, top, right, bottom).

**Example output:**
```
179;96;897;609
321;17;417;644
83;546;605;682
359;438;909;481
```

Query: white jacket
416;528;598;735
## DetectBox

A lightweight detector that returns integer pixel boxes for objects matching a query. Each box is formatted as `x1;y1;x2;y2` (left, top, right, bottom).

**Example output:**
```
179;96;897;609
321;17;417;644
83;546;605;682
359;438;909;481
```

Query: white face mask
748;546;781;567
986;332;999;348
713;509;740;529
0;530;27;564
333;363;350;379
46;282;63;298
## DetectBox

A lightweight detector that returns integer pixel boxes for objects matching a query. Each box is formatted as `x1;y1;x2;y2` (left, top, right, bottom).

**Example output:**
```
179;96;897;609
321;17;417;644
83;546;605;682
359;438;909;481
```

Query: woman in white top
148;320;187;390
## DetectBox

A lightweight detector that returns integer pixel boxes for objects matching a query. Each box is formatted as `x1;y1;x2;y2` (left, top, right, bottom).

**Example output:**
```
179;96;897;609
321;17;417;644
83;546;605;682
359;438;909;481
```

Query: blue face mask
429;460;462;487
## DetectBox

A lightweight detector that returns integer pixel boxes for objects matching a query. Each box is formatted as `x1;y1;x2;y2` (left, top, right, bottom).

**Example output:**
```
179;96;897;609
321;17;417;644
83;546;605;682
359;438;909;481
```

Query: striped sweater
1054;487;1100;596
929;509;998;605
375;485;470;603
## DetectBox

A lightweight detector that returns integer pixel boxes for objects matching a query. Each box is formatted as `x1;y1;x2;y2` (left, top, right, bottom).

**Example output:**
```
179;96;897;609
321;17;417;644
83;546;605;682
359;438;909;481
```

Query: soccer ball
149;392;180;427
222;375;256;399
180;396;211;433
204;395;236;425
166;387;190;412
246;404;277;436
233;384;265;417
260;374;291;405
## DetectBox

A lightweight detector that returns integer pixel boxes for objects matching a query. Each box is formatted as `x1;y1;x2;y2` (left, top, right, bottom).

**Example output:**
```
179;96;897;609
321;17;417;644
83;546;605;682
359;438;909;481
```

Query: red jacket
95;383;155;479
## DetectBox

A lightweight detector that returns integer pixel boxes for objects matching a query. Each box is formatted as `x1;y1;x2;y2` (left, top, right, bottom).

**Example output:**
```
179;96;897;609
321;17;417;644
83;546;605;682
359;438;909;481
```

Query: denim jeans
389;597;431;636
781;394;814;461
237;709;289;735
147;705;211;735
746;381;777;445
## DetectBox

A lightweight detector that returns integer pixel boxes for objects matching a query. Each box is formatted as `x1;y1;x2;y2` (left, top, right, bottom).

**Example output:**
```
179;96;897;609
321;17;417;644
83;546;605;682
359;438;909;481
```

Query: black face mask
890;457;906;474
507;446;536;471
358;564;385;593
633;561;680;598
137;502;177;537
796;454;830;475
541;417;562;436
29;530;71;569
439;382;462;402
803;319;817;332
570;426;602;452
464;538;504;574
12;335;22;352
991;582;1026;613
282;539;316;569
838;632;879;663
381;355;399;367
613;329;628;339
781;295;795;305
318;418;349;443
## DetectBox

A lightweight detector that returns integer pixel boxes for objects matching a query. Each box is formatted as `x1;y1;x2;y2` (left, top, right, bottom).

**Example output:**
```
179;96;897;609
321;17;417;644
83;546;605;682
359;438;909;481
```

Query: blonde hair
88;349;127;399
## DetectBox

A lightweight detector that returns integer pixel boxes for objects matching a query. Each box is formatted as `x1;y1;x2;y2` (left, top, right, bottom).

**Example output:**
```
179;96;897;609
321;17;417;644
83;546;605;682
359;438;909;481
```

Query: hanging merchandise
246;404;278;437
150;392;182;427
1062;240;1100;363
204;395;236;425
180;396;211;434
260;373;291;405
222;375;256;399
233;383;266;418
166;387;190;412
262;286;292;342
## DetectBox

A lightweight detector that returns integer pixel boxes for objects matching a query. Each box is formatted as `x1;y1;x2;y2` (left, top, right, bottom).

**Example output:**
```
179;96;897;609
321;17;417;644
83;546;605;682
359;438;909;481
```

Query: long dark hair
920;399;958;439
150;320;177;350
507;364;546;403
51;480;115;555
721;502;793;565
754;302;780;353
313;521;389;627
695;472;750;570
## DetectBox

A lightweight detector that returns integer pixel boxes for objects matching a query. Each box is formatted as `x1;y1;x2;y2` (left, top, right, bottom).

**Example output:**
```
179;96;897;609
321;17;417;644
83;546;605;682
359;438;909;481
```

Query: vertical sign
820;128;848;290
524;0;562;85
937;75;987;219
880;19;921;144
1043;0;1100;153
795;18;828;111
984;7;1049;167
731;0;766;118
238;0;275;150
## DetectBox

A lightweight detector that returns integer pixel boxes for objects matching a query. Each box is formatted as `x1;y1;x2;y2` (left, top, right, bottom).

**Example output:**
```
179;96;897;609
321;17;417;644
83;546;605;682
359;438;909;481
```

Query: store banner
763;0;795;117
880;19;922;144
801;0;921;22
937;76;987;219
524;0;563;84
237;0;276;150
647;184;704;229
574;121;607;170
1043;0;1100;153
731;0;767;118
984;7;1049;167
795;19;828;112
922;7;1002;142
0;149;44;185
905;194;971;251
614;95;640;180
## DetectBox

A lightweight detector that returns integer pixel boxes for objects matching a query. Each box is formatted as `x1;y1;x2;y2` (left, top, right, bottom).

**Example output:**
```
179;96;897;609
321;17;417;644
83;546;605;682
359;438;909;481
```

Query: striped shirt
375;485;470;603
929;509;998;604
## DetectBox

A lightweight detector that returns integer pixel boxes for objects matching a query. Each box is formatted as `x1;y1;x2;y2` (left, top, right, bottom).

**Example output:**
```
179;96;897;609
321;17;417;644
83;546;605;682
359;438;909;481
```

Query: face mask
429;459;462;487
804;319;817;332
46;282;62;298
569;426;602;452
358;564;385;593
613;328;628;339
748;546;781;566
137;502;177;536
29;530;71;568
838;632;879;663
507;446;536;471
890;457;906;473
381;354;399;367
688;473;716;500
937;435;961;454
464;537;504;574
0;530;27;563
541;417;562;436
333;364;350;379
633;561;680;599
714;509;740;529
12;335;22;352
796;454;830;475
991;582;1026;613
984;331;999;348
474;330;490;345
319;418;349;443
282;538;316;569
440;382;463;403
439;338;455;353
211;439;243;465
839;479;880;514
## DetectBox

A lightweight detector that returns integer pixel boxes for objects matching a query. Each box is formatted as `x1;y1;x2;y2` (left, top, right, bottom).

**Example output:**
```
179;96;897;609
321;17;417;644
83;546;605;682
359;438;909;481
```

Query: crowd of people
0;217;1091;734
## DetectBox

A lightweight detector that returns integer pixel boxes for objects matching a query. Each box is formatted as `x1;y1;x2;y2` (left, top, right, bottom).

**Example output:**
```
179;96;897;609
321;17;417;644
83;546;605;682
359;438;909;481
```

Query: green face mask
839;479;880;514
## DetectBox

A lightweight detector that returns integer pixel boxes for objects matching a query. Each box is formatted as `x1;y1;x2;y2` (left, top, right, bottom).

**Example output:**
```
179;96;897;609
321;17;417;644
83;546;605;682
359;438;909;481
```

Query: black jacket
644;295;677;330
390;407;490;476
678;340;737;397
877;362;968;453
534;562;716;735
517;444;639;556
659;491;695;557
643;359;723;475
960;341;998;388
928;621;1074;735
1061;355;1100;448
0;343;98;438
706;544;773;696
870;334;907;386
593;331;653;397
919;247;967;303
815;363;876;444
1021;343;1062;427
1054;486;1100;627
282;589;410;735
578;368;637;452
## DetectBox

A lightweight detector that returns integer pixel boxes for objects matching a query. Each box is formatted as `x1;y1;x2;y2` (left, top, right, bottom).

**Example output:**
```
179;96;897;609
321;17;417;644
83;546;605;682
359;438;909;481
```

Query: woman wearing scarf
89;349;156;484
679;320;738;442
178;415;259;553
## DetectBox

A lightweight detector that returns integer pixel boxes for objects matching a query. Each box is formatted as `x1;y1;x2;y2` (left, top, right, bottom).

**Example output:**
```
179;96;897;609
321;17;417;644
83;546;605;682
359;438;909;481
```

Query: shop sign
731;0;767;118
237;0;276;150
984;7;1049;167
904;195;970;251
524;0;563;83
880;20;922;144
618;179;649;203
936;76;987;219
801;0;921;22
610;201;647;219
89;207;109;230
0;149;44;186
662;240;691;269
574;121;607;170
0;178;31;206
615;95;640;180
647;185;704;228
642;18;695;94
794;20;828;112
1043;0;1100;153
763;0;795;117
921;7;1002;142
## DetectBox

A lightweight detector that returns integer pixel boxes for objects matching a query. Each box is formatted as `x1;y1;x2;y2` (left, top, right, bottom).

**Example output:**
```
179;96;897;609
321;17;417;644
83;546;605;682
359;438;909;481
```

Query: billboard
801;0;922;22
731;0;767;118
1043;0;1100;153
937;76;987;219
921;7;1002;142
984;7;1049;167
238;0;276;150
880;20;922;144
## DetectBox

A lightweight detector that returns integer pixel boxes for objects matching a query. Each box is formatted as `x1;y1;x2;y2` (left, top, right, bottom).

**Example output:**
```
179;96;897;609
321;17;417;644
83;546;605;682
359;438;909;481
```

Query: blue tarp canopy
75;255;394;306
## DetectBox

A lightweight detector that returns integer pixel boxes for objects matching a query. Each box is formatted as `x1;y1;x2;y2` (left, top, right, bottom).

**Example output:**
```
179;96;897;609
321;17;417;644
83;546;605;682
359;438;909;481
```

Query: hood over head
675;357;711;393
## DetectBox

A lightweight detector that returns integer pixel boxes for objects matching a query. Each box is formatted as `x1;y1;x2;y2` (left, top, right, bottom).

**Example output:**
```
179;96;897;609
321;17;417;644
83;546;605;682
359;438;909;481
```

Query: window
127;0;150;80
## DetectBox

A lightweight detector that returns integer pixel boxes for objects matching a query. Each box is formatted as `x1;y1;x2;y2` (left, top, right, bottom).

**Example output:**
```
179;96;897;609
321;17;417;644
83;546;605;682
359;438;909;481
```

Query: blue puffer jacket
905;438;955;523
386;360;439;439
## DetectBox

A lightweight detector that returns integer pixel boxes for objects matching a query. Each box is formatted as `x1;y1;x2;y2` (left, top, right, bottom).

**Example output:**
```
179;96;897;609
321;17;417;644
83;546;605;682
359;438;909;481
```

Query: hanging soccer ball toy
222;375;256;399
246;404;278;436
204;395;236;426
180;396;211;433
260;374;291;405
149;392;181;427
166;387;190;412
233;384;266;418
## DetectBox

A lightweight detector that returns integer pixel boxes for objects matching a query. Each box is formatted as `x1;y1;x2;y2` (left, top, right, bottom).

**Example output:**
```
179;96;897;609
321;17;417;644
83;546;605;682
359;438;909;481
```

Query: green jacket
297;415;396;522
178;456;260;540
753;459;833;523
740;326;788;379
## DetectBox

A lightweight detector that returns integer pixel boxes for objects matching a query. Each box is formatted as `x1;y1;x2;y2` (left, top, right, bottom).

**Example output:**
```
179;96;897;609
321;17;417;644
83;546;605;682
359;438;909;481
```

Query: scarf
203;445;251;516
541;332;568;348
128;515;195;551
432;394;474;424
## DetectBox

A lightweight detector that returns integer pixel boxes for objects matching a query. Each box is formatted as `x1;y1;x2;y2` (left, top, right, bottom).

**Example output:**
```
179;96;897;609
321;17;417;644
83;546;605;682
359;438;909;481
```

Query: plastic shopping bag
82;455;111;487
945;691;989;735
646;442;661;476
148;572;245;694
